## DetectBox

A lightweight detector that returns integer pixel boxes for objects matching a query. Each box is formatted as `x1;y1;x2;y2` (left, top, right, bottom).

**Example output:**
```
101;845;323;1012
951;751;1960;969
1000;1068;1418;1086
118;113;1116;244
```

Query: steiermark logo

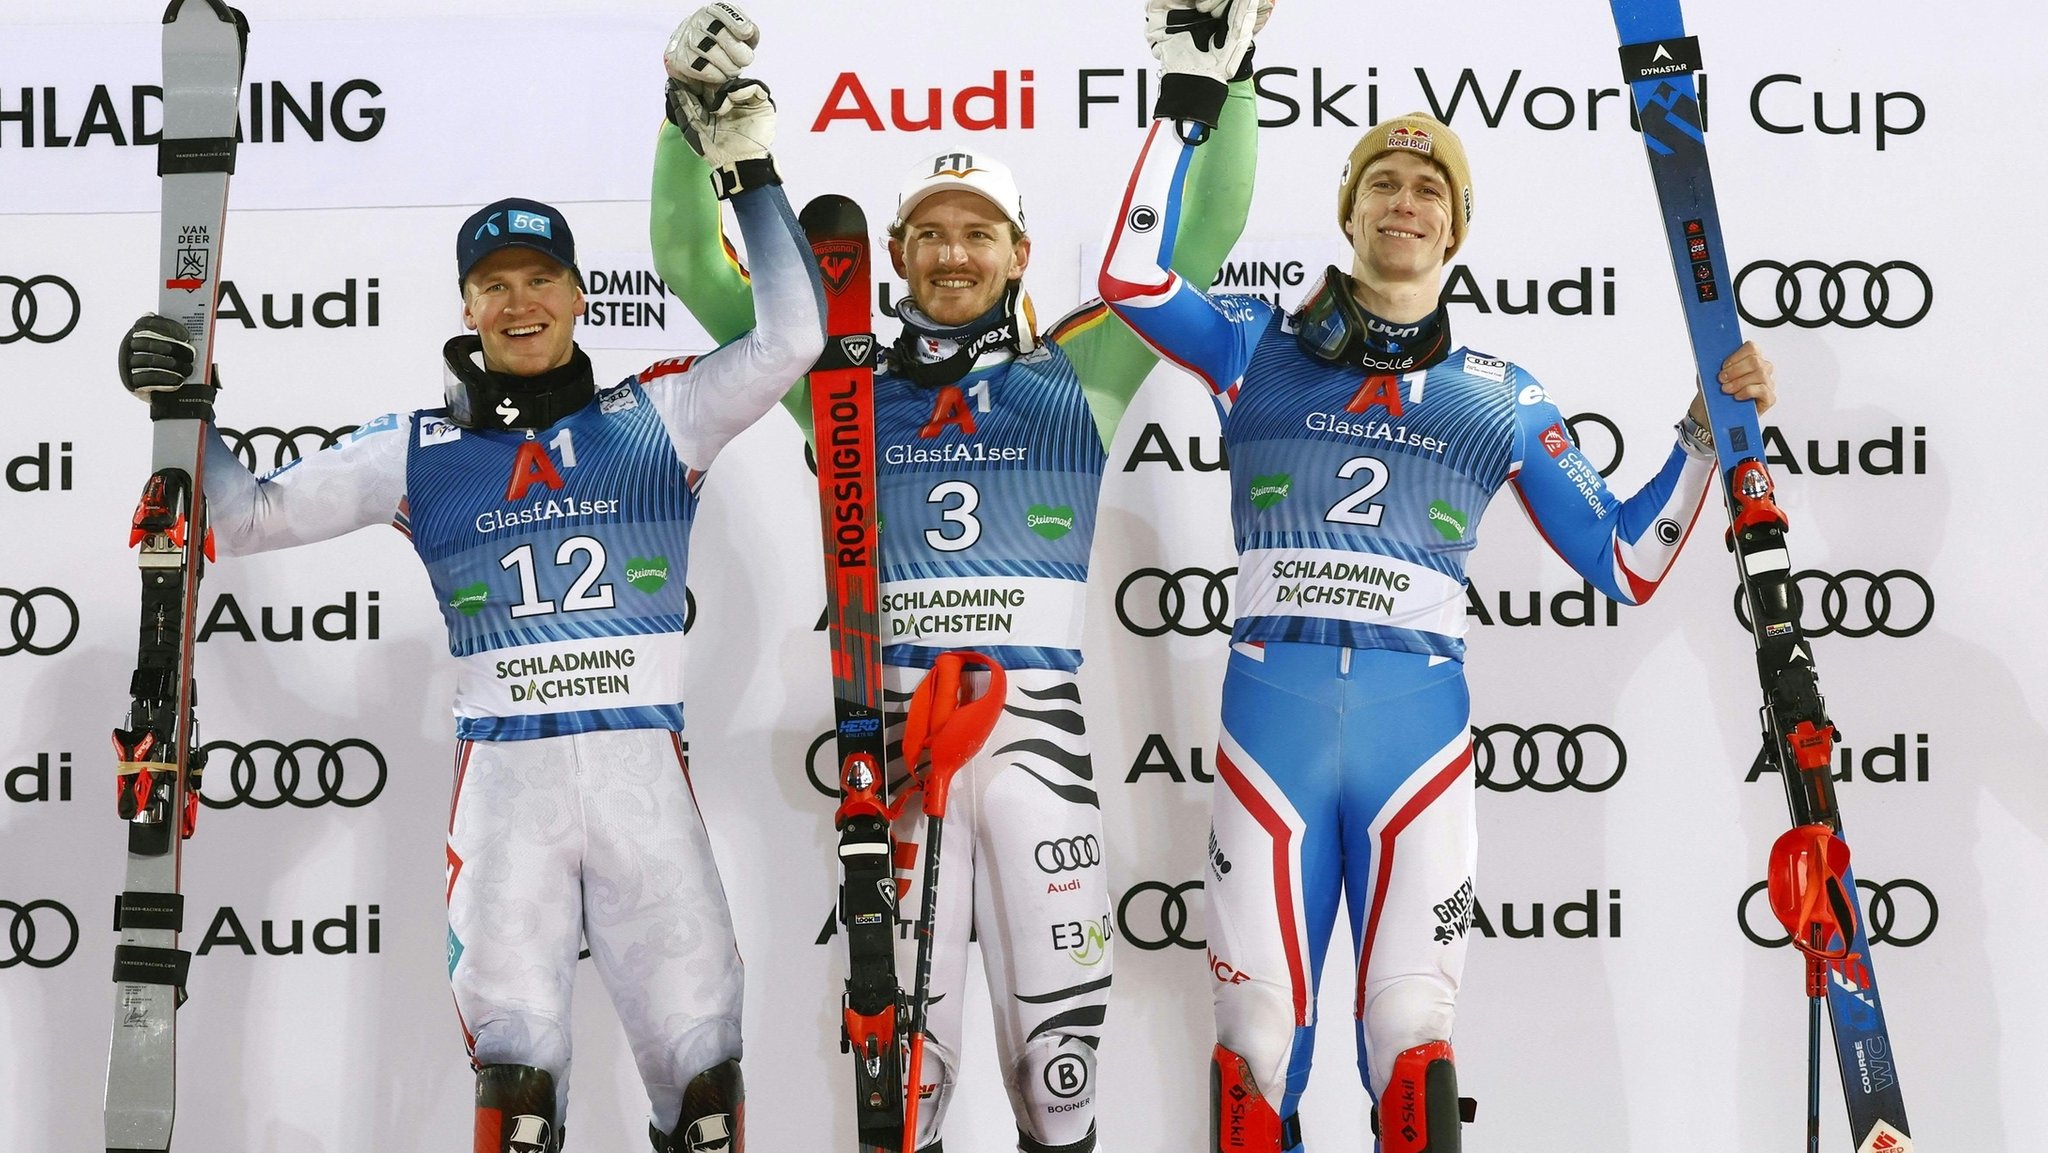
1027;504;1075;541
449;582;489;617
1427;500;1469;541
626;556;670;594
1249;474;1292;510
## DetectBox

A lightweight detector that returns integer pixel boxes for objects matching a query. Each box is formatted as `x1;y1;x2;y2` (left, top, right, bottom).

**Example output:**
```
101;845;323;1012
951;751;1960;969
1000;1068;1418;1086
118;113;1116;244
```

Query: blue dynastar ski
1606;4;1912;1152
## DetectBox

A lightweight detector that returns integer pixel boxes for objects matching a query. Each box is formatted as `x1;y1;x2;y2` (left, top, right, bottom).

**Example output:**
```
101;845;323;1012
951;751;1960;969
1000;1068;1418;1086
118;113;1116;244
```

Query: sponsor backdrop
3;1;2042;1151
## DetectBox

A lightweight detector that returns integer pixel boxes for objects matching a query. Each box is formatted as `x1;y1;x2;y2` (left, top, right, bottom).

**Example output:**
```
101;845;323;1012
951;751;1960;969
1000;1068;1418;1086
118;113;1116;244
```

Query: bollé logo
812;69;1034;132
6;442;72;493
0;79;384;149
196;590;381;643
196;902;381;956
216;277;379;329
5;752;72;802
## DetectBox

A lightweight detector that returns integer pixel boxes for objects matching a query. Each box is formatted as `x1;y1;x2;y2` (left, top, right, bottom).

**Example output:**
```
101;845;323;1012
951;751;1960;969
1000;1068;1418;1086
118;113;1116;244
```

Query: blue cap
457;197;578;286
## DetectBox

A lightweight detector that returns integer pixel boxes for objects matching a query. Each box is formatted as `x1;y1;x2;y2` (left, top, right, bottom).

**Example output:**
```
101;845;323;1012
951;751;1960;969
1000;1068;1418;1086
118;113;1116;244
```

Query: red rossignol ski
105;3;246;1151
800;194;904;1153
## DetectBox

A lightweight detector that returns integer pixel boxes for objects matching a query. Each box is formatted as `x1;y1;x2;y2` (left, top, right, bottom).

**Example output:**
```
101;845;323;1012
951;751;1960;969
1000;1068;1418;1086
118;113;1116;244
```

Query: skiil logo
1116;879;1205;951
1035;835;1101;874
217;424;358;472
1738;877;1936;948
1;275;81;344
2;898;79;969
1734;260;1930;329
1470;723;1627;793
197;738;388;810
1732;568;1934;639
1565;411;1623;477
0;586;81;657
1115;566;1235;637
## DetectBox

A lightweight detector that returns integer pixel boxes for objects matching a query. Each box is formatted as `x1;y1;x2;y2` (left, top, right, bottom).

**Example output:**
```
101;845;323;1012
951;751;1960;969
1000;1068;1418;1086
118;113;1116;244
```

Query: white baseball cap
892;149;1027;235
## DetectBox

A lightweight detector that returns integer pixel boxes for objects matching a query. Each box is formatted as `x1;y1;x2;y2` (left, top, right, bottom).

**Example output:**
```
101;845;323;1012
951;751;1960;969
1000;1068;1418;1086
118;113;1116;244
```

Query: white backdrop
3;2;2043;1151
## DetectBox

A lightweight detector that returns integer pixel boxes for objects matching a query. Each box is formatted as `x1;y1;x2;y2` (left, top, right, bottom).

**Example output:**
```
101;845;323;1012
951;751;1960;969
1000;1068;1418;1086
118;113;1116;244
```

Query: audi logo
1470;723;1626;793
1115;567;1234;638
0;587;80;657
804;729;839;799
1734;260;1932;330
1564;412;1623;478
1035;835;1101;874
1738;877;1936;949
2;899;80;969
0;274;81;344
216;424;359;473
1733;569;1934;639
1116;879;1205;951
198;738;388;809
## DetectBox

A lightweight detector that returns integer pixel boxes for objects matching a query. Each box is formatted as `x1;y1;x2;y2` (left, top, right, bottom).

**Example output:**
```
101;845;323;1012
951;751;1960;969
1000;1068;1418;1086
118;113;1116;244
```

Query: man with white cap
116;49;824;1153
1099;4;1779;1152
651;4;1266;1150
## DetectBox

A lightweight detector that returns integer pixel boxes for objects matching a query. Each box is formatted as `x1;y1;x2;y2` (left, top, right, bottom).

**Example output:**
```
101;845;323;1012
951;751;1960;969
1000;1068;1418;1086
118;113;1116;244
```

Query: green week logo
1250;473;1292;509
626;556;670;594
1428;500;1470;541
449;582;489;617
1027;504;1075;541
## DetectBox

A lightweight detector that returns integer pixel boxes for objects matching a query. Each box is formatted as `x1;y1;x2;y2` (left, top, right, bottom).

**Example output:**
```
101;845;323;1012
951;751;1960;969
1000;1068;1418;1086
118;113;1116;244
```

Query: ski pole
896;651;1008;1153
1766;823;1857;1153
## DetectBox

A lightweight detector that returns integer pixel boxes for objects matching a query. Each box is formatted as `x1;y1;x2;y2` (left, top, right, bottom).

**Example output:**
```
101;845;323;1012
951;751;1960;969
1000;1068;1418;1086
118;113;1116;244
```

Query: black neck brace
1291;268;1454;374
442;335;597;430
891;287;1030;388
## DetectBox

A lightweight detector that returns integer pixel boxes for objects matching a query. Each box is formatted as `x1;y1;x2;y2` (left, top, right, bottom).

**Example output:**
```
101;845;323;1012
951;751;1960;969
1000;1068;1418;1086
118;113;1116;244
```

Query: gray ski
104;3;246;1150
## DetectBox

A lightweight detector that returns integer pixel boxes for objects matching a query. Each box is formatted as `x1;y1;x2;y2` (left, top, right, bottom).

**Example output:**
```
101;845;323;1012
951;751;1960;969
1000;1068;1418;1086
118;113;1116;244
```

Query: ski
801;193;904;1153
103;4;245;1151
1606;4;1912;1151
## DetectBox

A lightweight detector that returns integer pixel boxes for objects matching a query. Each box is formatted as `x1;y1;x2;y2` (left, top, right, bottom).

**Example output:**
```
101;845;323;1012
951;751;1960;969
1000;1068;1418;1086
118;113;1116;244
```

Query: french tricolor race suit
1100;121;1713;1143
648;84;1258;1153
198;184;825;1135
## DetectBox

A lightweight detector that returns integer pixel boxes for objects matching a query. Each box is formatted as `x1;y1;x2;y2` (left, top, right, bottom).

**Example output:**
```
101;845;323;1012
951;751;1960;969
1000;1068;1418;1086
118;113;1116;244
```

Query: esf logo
1124;735;1215;785
216;424;358;472
0;79;384;149
1467;889;1624;940
1465;581;1620;628
196;590;382;643
0;586;80;656
1470;722;1626;793
196;738;387;809
1746;732;1930;785
1738;877;1935;948
2;898;79;969
1115;567;1234;637
217;277;379;330
1;274;81;344
197;902;382;956
5;752;72;802
1732;568;1933;639
5;442;72;493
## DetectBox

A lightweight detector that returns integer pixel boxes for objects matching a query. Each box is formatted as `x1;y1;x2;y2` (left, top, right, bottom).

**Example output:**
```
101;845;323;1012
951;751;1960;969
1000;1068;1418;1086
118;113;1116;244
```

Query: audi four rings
1733;568;1935;638
199;738;389;809
1734;259;1932;329
1470;723;1627;793
1739;878;1936;948
1034;835;1102;874
1115;567;1235;637
216;424;358;472
0;275;81;344
0;587;81;656
1;899;80;969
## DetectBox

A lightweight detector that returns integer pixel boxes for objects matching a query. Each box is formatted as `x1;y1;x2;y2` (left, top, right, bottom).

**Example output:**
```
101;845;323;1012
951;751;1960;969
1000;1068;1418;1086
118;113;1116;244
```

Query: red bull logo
1388;125;1434;155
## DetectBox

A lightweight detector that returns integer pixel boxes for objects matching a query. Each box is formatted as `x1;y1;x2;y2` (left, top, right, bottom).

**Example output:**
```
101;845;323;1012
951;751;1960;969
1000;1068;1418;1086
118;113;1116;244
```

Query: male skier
1097;3;1779;1150
116;64;823;1153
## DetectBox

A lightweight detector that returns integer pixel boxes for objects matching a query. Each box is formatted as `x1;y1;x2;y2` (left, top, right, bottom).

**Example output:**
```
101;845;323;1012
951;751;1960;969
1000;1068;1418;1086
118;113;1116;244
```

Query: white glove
671;77;779;197
664;2;759;89
1145;0;1263;129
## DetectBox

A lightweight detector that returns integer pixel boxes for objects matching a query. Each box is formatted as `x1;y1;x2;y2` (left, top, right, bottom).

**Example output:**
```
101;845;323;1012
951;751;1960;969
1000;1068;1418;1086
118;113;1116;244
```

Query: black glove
119;314;195;396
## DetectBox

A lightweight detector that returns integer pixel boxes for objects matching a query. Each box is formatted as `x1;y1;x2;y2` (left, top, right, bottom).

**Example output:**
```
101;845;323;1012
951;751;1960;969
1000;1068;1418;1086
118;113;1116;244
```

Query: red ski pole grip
900;651;1008;819
1766;823;1856;961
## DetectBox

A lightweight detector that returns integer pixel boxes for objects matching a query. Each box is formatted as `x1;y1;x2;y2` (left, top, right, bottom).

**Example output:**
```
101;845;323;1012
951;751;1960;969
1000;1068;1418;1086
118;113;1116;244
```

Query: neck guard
1291;268;1454;374
890;284;1037;388
441;335;597;430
